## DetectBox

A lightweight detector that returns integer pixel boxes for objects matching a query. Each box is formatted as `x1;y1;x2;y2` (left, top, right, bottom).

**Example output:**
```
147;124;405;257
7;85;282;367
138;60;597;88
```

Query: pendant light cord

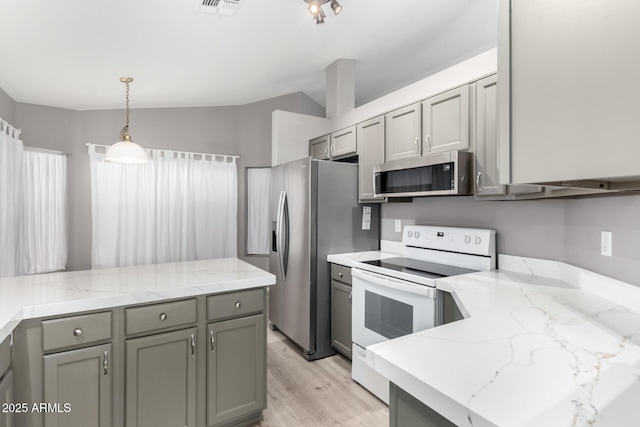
120;79;131;141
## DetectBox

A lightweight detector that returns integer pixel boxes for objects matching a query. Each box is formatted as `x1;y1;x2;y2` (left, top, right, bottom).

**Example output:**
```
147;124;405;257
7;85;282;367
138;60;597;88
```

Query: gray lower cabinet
207;314;266;427
0;370;13;427
43;343;112;427
126;328;197;427
389;383;456;427
357;115;386;202
330;263;352;359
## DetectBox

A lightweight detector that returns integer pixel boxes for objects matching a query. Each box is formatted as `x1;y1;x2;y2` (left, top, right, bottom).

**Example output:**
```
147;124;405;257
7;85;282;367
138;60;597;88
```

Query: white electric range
351;225;496;404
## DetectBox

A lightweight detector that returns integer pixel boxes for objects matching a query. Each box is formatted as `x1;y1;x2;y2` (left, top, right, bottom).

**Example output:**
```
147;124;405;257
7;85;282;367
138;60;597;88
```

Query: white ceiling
0;0;497;111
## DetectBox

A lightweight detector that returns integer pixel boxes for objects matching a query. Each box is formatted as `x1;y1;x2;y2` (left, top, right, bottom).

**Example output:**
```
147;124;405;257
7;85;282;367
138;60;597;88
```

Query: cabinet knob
159;313;167;321
73;328;83;337
235;301;241;309
338;272;343;278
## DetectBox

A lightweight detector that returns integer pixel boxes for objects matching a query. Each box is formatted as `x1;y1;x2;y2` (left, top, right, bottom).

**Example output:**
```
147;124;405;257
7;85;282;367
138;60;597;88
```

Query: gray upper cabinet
207;314;266;427
474;75;505;196
126;328;197;427
499;0;640;186
385;103;422;162
43;343;112;427
422;85;469;155
357;116;386;202
330;126;357;160
0;370;12;427
310;135;330;160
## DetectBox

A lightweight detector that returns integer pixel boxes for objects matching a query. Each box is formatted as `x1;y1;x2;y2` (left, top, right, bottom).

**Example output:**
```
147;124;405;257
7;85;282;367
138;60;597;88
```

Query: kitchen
1;0;640;426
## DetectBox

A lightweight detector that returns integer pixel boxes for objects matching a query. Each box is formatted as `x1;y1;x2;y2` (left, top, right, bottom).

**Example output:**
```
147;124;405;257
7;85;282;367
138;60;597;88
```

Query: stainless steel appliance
374;151;472;198
269;157;380;360
351;225;496;403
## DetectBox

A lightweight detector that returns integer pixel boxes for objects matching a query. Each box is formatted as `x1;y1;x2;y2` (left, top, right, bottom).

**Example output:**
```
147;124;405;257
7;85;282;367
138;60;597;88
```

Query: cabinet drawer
331;264;352;285
208;289;264;322
42;311;112;352
0;335;10;377
125;298;197;336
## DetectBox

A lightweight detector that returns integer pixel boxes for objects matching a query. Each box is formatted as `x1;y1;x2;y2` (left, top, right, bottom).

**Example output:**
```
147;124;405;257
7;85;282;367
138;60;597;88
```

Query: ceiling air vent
197;0;242;16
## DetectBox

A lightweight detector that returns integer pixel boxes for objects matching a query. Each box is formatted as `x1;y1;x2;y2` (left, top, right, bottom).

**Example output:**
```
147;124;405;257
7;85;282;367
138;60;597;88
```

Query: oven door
352;268;437;349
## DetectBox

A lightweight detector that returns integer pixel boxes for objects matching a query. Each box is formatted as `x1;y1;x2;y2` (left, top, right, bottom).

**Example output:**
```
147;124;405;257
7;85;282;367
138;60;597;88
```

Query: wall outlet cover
601;231;612;257
395;220;402;233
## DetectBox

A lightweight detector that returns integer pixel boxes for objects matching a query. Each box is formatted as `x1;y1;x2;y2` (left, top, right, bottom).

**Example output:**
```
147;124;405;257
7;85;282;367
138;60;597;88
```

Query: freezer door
283;157;313;352
268;165;285;330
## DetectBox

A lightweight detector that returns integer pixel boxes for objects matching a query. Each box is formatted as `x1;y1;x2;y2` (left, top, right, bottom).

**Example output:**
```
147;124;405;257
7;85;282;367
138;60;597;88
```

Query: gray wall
0;87;16;124
382;193;640;286
11;91;324;272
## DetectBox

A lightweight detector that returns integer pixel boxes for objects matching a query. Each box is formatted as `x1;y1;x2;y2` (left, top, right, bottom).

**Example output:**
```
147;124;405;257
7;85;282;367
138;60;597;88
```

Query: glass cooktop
361;257;477;279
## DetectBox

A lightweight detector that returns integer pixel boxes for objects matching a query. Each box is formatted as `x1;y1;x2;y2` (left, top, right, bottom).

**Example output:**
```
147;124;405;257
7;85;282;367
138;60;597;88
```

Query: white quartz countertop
327;249;400;268
0;258;275;343
367;255;640;427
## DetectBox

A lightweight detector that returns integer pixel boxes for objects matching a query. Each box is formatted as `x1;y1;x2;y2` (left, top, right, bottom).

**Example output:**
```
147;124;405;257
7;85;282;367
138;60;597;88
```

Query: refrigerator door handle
282;191;290;277
276;191;285;279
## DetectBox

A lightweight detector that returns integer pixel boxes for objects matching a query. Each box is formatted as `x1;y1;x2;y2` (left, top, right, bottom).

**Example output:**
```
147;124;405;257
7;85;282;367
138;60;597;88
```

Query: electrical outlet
601;231;612;257
395;220;402;233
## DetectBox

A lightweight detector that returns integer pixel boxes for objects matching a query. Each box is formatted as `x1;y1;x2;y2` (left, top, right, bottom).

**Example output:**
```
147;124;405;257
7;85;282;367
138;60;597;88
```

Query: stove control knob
408;231;413;238
474;236;482;245
464;235;471;244
414;232;420;239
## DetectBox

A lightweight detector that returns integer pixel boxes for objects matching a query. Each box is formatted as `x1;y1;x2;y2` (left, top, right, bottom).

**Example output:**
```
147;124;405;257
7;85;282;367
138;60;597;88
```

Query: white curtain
89;146;238;269
21;150;68;274
247;168;271;255
0;121;24;277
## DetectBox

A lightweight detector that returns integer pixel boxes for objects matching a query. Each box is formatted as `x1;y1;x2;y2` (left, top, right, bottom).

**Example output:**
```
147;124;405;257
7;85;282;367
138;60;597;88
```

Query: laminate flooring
251;328;388;427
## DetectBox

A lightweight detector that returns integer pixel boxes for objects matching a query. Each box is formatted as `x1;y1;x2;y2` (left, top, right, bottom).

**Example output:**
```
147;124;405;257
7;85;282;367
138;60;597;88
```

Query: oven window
364;290;413;339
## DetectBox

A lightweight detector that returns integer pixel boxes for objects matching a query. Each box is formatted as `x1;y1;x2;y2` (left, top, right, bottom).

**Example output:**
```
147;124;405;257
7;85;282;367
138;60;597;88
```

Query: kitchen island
0;258;274;427
367;255;640;427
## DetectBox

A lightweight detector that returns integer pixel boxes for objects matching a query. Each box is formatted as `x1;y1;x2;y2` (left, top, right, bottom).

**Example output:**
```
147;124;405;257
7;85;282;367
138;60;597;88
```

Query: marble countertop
367;255;640;427
327;250;399;268
0;258;275;343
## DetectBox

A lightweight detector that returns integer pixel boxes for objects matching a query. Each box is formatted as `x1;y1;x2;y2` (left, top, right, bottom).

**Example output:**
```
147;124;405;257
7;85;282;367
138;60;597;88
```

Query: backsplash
381;193;640;286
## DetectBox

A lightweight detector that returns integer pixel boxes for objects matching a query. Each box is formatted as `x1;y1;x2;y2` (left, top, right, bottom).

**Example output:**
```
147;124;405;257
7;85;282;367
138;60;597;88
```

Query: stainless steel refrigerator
269;157;380;360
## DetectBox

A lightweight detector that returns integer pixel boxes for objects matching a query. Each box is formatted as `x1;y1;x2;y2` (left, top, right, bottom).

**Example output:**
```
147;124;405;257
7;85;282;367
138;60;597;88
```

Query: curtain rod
25;146;67;156
86;142;239;160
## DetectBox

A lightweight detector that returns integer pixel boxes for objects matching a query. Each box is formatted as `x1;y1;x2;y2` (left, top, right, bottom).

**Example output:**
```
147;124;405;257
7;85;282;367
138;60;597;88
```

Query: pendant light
105;77;149;164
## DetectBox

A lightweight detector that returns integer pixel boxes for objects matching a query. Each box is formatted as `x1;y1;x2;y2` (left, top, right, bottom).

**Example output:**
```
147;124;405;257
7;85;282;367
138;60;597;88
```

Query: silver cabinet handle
324;146;329;159
159;313;167;321
73;328;83;337
235;301;241;308
413;137;419;154
103;351;109;375
331;143;335;155
349;292;352;303
210;330;215;352
425;135;431;152
476;172;482;193
190;334;196;356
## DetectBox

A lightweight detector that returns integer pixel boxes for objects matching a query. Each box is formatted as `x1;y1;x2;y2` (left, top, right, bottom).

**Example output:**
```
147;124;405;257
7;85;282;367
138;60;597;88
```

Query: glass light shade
105;139;149;164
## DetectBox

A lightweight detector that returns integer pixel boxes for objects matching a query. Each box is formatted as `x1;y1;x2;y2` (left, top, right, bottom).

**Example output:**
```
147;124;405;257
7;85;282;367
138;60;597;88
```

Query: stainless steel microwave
373;151;472;197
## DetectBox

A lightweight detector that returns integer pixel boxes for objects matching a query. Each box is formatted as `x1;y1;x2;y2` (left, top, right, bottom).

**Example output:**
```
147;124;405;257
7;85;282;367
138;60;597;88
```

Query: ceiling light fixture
105;77;149;164
304;0;342;24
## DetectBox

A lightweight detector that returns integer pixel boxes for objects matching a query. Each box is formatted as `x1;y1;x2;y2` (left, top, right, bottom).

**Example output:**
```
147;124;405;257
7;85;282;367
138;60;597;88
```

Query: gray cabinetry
330;264;352;359
389;383;456;427
474;75;505;197
43;343;112;427
330;126;357;160
310;135;330;160
385;103;422;162
0;370;12;427
207;314;266;427
422;86;469;154
125;327;197;427
357;116;386;202
499;0;640;186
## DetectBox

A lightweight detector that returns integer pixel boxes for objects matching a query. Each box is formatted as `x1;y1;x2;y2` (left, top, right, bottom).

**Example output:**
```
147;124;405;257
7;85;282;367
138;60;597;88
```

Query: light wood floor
251;328;388;427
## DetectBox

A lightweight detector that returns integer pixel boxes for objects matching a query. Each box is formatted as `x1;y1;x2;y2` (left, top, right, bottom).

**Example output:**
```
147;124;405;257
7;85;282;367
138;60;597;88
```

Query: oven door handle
352;268;437;298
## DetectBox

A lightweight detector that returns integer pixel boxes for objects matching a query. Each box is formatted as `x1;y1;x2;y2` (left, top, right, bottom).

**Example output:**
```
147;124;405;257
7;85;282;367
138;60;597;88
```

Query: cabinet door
330;126;357;159
0;371;12;427
474;75;505;196
310;135;330;160
43;343;111;427
385;103;422;162
331;279;352;359
422;85;469;154
126;328;197;427
207;314;265;427
357;116;386;202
